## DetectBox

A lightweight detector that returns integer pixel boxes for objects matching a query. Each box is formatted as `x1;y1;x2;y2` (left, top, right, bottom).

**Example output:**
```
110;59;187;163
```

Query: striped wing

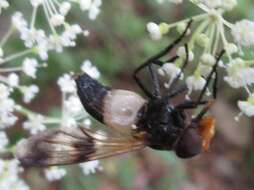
15;126;145;167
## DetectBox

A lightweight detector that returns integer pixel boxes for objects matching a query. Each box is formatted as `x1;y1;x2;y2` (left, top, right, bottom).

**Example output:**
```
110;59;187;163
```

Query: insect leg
195;50;225;105
193;50;225;122
148;64;161;98
133;20;192;98
167;44;189;93
176;100;208;110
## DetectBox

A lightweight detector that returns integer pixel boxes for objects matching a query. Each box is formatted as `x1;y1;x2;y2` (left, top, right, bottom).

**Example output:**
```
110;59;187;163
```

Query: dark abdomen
75;73;110;123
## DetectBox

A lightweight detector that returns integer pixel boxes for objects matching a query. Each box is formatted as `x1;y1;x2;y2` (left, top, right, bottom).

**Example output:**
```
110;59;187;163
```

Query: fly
15;20;225;166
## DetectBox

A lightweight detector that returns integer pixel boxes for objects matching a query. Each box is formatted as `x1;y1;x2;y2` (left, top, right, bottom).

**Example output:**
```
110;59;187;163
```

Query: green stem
0;67;22;73
0;49;34;65
189;19;210;50
212;25;220;55
30;7;38;29
0;26;15;47
166;13;209;29
219;21;232;61
15;105;61;124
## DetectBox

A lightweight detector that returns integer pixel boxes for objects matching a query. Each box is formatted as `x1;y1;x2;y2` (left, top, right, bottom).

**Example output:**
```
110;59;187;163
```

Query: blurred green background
1;1;254;190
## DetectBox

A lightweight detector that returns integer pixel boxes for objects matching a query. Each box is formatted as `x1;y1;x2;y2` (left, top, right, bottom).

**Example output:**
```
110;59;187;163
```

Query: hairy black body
136;98;185;150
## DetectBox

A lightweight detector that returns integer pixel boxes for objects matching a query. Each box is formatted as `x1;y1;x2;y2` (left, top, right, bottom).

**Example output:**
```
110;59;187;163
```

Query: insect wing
15;126;145;167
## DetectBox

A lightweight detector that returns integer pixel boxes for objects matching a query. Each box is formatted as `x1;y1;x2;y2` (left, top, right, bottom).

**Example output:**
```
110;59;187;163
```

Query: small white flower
23;114;46;134
0;83;10;99
62;116;77;128
221;0;237;11
0;159;29;190
231;20;254;47
201;0;222;9
186;75;206;97
20;28;46;48
0;131;9;151
80;0;102;20
177;46;194;61
198;64;212;77
200;53;216;66
225;43;238;55
158;63;181;87
7;73;19;87
44;167;66;181
21;85;39;103
147;22;162;41
224;58;254;88
36;39;49;60
12;12;28;31
22;58;39;78
64;95;83;116
176;22;188;34
173;0;183;3
81;60;100;79
50;14;65;27
60;2;71;16
196;33;210;47
48;35;64;52
80;0;92;10
83;30;90;36
0;0;9;14
238;94;254;117
0;113;17;129
0;84;17;128
61;24;82;47
57;74;76;93
79;160;102;175
0;47;3;57
0;48;3;63
30;0;43;7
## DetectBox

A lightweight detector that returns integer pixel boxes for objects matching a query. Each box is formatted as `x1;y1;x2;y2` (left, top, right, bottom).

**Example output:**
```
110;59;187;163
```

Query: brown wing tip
15;138;49;167
15;139;36;167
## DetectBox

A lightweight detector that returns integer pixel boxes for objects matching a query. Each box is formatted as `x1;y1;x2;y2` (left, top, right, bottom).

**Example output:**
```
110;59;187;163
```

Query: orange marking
198;116;216;152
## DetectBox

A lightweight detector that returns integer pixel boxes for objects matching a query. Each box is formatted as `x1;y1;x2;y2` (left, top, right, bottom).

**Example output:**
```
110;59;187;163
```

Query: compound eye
175;128;202;159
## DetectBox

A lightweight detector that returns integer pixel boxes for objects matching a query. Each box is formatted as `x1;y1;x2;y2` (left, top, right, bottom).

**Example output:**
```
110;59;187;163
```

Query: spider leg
133;20;192;99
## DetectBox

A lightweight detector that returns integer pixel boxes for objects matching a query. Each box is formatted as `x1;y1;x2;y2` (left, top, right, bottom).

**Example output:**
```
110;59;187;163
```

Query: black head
174;127;202;158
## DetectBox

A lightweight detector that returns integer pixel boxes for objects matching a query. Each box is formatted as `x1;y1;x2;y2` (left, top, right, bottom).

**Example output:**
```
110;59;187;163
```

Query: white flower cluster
58;60;100;128
153;0;254;119
44;166;67;181
19;60;103;182
0;160;29;190
156;0;238;11
0;0;9;14
199;0;237;10
0;1;103;189
0;84;17;128
79;160;103;175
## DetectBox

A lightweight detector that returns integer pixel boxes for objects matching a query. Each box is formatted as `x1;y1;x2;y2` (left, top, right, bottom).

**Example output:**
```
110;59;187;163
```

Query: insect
15;20;225;167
